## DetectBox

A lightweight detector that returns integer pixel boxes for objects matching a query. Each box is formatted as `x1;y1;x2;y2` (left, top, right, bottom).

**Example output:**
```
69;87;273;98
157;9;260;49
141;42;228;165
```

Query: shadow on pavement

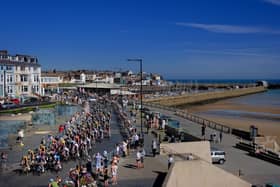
123;164;137;169
152;170;167;187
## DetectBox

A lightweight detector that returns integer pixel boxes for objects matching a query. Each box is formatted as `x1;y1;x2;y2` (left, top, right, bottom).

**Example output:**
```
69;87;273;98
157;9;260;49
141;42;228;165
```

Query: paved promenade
113;106;168;187
1;102;279;187
146;105;280;185
116;135;168;187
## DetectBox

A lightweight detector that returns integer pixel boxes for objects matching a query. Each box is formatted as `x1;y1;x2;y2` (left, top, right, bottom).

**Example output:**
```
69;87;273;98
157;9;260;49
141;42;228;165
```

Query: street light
127;58;143;135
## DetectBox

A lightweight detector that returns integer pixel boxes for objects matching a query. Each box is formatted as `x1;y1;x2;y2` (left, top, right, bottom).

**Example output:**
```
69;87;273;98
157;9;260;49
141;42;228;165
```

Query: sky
0;0;280;79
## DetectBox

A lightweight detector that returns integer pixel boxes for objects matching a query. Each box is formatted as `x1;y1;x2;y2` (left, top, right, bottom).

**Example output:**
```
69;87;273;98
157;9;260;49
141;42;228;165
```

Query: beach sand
187;100;280;115
185;100;280;137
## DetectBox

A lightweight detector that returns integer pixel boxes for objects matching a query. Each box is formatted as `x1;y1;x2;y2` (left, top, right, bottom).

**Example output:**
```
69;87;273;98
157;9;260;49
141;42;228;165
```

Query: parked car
211;148;226;164
0;102;17;109
23;97;40;104
10;98;20;105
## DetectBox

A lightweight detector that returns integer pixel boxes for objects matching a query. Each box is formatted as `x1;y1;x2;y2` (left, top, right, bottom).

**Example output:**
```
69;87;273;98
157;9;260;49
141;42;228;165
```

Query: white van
211;148;226;164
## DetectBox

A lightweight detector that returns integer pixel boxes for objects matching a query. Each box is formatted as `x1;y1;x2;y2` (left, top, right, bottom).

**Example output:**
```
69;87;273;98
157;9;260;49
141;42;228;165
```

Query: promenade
145;105;280;185
1;99;279;187
114;107;168;187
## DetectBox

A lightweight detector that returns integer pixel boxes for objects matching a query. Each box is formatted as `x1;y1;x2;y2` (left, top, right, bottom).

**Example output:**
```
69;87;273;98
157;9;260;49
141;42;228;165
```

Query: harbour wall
145;86;267;107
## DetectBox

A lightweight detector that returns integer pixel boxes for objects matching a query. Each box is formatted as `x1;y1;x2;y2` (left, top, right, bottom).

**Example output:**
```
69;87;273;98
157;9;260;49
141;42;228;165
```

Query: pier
126;82;259;95
144;86;267;107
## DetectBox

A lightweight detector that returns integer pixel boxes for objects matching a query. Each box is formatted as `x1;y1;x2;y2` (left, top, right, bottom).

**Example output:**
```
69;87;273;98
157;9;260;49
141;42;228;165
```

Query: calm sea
167;79;280;121
193;89;280;123
167;79;280;84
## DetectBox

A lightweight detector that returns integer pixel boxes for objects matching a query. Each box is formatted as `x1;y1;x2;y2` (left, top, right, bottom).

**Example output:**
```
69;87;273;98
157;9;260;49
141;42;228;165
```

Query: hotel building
0;50;41;98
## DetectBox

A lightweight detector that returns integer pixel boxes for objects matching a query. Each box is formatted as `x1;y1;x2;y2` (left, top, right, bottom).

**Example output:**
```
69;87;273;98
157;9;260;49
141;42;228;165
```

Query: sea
167;79;280;123
167;79;280;84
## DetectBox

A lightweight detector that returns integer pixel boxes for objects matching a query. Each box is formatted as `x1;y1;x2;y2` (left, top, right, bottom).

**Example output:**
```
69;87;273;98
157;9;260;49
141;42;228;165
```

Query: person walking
201;124;206;140
168;154;174;169
86;157;93;175
0;152;7;171
136;150;141;169
103;168;109;187
152;139;157;157
219;130;223;143
111;162;118;185
140;148;145;168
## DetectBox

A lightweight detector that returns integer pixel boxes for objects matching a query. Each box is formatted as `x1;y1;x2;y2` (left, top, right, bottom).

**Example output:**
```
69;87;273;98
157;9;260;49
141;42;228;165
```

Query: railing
144;102;231;134
236;142;280;166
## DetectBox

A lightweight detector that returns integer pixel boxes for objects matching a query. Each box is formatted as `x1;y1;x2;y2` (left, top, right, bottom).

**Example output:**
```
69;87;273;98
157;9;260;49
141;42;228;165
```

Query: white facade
0;51;41;98
41;76;62;96
80;73;86;83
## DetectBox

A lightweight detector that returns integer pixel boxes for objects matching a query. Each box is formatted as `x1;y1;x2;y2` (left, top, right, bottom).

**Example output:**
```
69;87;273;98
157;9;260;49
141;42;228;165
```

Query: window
33;75;39;82
20;75;28;82
7;86;13;94
0;74;3;82
6;66;12;70
21;86;28;92
7;74;13;83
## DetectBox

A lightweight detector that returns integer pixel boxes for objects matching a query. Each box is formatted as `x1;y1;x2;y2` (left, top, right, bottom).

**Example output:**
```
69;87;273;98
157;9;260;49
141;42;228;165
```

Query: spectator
219;131;223;143
152;139;157;157
136;150;141;169
111;162;118;185
201;124;206;140
140;148;145;168
168;154;174;169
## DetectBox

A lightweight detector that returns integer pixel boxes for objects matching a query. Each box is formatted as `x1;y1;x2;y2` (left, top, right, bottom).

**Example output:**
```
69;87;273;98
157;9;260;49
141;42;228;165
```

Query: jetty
144;86;267;107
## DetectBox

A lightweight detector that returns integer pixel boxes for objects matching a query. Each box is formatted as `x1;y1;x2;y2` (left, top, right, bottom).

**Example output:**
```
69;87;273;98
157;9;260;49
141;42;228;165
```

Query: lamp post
127;58;143;135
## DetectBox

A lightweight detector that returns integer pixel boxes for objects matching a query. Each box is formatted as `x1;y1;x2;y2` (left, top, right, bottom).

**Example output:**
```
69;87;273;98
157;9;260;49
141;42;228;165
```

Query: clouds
263;0;280;6
176;22;280;34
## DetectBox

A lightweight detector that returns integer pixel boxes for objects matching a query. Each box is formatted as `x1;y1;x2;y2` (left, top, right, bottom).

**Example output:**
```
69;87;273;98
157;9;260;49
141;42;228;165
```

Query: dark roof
0;50;8;55
0;59;41;67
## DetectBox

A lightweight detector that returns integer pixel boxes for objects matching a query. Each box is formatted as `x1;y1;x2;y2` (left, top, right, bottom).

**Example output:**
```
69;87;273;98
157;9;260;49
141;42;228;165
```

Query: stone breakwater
145;86;267;107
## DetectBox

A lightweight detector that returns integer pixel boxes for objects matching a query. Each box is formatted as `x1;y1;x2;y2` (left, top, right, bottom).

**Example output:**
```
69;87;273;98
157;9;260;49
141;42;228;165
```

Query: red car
10;98;20;105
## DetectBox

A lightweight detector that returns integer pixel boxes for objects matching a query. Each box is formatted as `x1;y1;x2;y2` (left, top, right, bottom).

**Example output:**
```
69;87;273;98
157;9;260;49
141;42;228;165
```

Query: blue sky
1;0;280;79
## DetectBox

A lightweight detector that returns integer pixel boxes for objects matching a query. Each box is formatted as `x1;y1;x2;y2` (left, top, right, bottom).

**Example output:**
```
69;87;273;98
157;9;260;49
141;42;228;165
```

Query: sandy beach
187;100;280;115
185;99;280;137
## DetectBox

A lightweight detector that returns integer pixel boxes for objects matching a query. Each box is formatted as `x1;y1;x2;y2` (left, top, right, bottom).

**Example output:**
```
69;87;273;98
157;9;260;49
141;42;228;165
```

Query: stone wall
145;87;266;107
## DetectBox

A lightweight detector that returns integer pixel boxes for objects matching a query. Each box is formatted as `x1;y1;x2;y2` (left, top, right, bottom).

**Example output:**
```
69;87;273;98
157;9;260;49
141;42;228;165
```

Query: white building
80;73;86;83
0;50;41;98
41;74;63;95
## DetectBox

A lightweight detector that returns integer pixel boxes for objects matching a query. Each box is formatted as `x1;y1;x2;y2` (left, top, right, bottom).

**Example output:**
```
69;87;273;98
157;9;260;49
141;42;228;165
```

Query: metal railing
144;102;231;134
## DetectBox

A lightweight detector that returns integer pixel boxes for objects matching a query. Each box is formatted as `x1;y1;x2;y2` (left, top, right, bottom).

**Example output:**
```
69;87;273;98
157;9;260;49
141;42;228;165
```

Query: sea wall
145;86;266;107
